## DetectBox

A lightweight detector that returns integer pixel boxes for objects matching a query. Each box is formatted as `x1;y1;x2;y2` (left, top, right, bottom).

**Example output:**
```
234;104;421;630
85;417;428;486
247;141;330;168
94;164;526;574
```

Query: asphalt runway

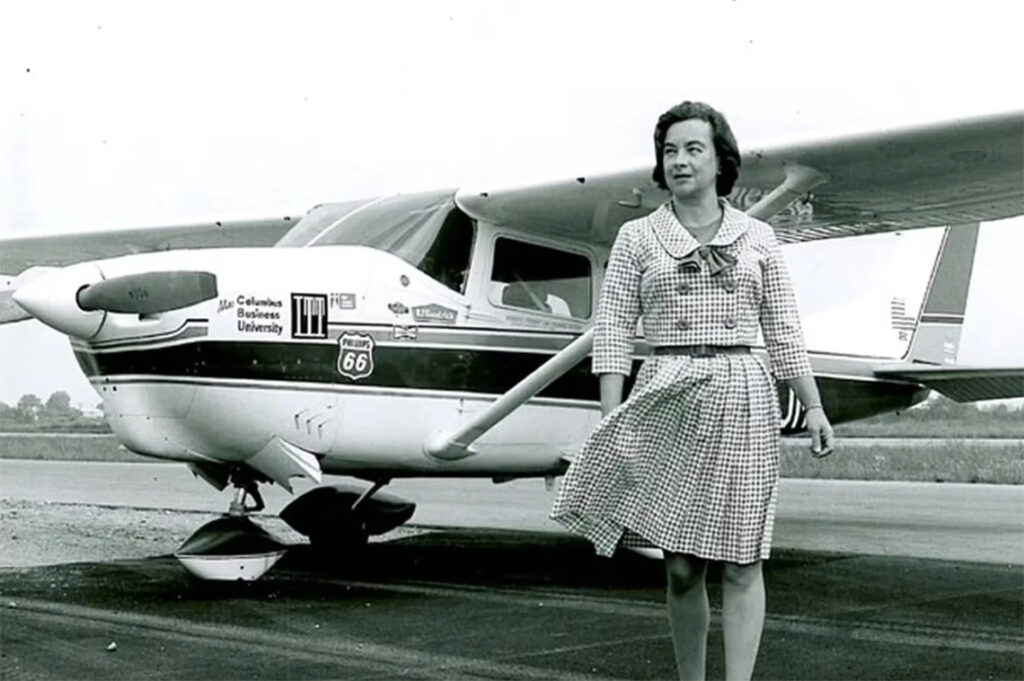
1;461;1022;680
2;460;1022;563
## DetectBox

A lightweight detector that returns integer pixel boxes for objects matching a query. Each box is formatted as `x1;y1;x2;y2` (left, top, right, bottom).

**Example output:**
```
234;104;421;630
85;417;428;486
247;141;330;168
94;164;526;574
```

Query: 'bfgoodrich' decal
412;303;457;325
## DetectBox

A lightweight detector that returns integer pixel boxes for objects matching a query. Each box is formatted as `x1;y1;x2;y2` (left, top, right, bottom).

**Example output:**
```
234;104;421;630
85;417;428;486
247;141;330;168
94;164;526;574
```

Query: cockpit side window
279;190;474;293
417;207;474;294
489;238;592;319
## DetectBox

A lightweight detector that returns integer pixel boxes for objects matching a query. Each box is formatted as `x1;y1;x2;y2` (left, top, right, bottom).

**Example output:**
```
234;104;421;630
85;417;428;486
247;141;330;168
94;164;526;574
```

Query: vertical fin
903;223;980;365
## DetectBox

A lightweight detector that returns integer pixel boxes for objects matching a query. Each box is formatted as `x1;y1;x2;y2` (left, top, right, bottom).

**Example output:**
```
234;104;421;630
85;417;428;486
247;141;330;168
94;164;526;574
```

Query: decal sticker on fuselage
337;332;375;380
291;293;328;339
329;292;357;310
943;340;957;364
504;313;585;332
391;325;418;340
412;303;458;325
236;295;284;335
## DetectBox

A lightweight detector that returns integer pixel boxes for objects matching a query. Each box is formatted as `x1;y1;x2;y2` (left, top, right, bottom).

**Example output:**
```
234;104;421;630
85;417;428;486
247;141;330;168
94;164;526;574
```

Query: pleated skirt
550;353;781;563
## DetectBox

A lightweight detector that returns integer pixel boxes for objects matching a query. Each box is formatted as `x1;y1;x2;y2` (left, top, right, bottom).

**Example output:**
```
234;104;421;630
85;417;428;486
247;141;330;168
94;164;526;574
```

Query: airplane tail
900;222;978;366
875;222;1024;402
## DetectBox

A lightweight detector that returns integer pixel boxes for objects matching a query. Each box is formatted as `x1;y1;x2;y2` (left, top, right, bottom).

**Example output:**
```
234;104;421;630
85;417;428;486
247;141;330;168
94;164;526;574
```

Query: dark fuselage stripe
76;340;604;401
88;375;598;407
74;340;924;428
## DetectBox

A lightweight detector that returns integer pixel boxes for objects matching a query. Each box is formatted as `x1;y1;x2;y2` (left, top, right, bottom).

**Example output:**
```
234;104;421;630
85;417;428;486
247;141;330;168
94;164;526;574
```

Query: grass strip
2;434;1022;484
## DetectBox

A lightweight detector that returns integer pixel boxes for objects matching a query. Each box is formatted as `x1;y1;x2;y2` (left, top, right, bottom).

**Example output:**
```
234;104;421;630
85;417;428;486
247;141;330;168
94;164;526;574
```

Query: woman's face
662;118;719;200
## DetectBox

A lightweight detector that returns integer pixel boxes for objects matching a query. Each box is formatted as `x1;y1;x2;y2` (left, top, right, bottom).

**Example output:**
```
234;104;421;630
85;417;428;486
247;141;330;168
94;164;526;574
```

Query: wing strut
744;164;829;221
423;330;595;461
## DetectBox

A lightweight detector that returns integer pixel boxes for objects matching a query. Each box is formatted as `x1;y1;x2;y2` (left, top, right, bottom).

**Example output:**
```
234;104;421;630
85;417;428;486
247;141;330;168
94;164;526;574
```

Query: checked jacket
592;201;812;381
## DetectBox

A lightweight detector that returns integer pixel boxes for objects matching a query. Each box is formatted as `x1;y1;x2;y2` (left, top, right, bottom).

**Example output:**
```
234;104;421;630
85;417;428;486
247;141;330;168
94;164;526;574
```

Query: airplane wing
873;365;1024;403
0;216;298;276
456;111;1024;246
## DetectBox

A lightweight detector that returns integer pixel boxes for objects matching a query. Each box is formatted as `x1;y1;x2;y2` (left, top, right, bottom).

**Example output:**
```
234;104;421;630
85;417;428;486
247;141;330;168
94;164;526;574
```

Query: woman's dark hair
652;101;740;196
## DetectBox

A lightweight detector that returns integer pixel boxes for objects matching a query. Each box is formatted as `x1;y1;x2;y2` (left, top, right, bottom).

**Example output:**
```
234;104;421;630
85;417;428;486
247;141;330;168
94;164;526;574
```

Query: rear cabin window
489;238;592;319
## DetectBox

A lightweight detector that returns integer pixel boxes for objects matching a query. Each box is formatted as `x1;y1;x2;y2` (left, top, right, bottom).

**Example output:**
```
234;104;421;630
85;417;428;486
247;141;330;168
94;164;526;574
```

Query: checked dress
550;201;812;563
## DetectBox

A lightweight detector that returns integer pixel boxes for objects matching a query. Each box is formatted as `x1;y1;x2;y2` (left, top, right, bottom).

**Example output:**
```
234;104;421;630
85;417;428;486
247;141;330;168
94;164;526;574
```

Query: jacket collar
648;199;751;259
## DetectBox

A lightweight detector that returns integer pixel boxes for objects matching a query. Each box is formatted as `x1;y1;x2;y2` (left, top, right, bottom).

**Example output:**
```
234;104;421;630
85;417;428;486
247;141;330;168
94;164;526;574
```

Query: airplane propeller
76;271;218;314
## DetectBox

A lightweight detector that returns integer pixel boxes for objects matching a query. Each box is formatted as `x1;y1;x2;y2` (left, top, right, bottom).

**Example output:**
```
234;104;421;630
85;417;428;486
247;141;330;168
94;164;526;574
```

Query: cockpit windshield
276;189;475;293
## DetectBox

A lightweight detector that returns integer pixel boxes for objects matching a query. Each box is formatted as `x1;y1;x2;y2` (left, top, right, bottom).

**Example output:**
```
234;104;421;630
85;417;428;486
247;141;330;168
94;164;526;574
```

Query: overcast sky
1;0;1022;408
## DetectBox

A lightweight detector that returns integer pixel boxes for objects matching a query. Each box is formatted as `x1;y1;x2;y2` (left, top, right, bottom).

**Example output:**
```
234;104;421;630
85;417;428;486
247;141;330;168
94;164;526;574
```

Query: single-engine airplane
2;111;1022;580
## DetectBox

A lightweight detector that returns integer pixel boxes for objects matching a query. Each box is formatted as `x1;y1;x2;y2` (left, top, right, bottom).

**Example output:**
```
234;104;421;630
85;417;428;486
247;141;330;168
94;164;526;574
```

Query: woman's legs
664;552;710;681
720;560;765;681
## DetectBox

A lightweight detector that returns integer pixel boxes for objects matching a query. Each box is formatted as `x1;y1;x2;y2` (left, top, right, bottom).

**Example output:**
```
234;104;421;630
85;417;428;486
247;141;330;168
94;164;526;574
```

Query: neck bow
678;245;736;276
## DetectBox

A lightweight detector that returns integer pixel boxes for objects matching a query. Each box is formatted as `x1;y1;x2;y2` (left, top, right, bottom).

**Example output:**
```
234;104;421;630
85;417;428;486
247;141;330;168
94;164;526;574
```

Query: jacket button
722;280;737;293
676;319;690;331
723;316;737;329
678;261;701;274
676;282;692;294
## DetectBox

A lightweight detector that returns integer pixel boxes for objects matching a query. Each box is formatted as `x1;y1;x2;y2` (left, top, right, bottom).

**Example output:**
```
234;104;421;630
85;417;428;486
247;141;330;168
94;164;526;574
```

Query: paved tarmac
1;529;1022;680
2;460;1022;563
1;461;1022;679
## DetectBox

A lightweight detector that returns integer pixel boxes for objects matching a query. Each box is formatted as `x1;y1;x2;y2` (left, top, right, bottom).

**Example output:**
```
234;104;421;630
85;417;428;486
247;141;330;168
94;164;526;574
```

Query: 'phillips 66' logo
337;332;375;381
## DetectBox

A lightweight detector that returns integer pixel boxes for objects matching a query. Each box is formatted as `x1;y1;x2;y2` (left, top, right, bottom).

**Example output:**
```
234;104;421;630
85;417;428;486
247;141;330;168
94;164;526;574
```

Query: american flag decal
890;297;915;341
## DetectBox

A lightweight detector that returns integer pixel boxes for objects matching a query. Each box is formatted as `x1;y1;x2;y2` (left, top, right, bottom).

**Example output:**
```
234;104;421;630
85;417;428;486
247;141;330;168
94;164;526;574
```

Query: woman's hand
805;407;835;458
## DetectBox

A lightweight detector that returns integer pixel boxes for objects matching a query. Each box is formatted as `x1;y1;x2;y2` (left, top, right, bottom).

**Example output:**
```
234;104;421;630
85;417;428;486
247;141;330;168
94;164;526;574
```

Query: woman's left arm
758;225;834;458
786;374;835;458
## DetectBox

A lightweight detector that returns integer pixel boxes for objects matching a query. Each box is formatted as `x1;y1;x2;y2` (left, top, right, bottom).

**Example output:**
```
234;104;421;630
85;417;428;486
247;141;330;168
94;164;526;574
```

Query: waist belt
652;344;751;358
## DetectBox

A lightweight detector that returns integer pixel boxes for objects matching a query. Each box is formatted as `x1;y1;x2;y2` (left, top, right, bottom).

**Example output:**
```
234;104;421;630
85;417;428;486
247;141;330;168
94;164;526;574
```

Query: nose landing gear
174;471;286;581
227;471;266;515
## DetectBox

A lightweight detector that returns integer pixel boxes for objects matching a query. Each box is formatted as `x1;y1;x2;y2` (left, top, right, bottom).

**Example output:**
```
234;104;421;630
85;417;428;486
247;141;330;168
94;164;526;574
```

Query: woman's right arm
599;374;625;417
592;223;642;416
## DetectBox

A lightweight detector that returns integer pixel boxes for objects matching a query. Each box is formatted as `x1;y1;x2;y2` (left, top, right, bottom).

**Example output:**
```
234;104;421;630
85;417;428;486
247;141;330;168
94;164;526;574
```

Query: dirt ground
0;500;309;569
0;499;435;570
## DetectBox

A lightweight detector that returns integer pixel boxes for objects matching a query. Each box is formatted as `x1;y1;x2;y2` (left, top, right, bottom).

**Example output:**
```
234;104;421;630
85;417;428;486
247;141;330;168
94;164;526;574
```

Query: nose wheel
175;471;284;581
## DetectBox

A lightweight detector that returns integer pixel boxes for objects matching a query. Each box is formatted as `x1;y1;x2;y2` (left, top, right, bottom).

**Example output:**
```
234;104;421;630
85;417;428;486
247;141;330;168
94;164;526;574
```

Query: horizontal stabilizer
873;364;1024;402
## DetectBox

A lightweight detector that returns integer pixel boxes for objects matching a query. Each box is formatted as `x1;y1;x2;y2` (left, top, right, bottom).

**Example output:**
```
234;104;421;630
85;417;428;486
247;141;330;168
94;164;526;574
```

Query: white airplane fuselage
63;244;603;478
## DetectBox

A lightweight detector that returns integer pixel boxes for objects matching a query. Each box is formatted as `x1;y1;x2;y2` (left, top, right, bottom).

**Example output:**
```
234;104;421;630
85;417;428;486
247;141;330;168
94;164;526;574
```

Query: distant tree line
0;390;1019;434
0;391;110;432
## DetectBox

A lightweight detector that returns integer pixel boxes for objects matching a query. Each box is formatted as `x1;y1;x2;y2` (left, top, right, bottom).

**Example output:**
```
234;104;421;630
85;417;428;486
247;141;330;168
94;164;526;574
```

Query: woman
551;101;834;681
